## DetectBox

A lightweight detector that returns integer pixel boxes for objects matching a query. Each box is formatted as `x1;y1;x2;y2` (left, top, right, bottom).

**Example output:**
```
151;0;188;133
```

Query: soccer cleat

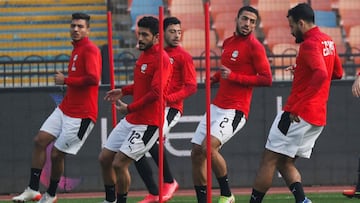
218;194;235;203
37;193;57;203
343;188;360;198
12;187;42;202
301;197;312;203
162;179;179;201
101;200;116;203
138;194;159;203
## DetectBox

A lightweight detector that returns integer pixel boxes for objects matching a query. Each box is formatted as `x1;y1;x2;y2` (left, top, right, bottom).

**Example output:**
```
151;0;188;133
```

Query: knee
191;144;206;162
50;148;65;162
98;150;114;167
33;132;52;149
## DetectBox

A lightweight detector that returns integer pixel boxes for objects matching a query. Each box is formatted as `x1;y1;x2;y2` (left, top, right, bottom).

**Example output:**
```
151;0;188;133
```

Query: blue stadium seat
314;10;337;27
130;0;163;31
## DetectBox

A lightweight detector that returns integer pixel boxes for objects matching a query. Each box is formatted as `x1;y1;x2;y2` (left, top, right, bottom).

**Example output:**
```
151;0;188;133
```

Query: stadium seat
314;10;337;27
338;0;360;34
176;13;206;30
259;10;289;35
270;43;299;80
209;0;241;19
168;0;204;16
130;0;163;31
264;26;295;50
181;28;220;75
212;12;236;47
347;25;360;65
310;0;333;11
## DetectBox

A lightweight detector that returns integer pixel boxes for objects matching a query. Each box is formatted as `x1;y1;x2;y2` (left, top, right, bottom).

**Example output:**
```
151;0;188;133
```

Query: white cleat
37;192;57;203
12;187;42;202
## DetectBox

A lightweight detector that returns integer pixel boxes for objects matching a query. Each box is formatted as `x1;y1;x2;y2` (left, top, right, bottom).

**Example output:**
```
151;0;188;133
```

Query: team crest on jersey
71;54;78;71
141;64;147;73
170;57;174;64
232;50;239;58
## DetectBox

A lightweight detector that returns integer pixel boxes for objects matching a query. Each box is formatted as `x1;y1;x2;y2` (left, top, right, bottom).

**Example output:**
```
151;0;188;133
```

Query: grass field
0;193;359;203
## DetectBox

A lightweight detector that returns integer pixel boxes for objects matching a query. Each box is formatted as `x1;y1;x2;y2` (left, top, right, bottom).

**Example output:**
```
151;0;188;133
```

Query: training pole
107;11;117;128
204;2;212;203
158;6;165;203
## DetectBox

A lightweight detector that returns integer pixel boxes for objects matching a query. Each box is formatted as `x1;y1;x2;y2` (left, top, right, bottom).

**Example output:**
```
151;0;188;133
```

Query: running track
0;185;353;201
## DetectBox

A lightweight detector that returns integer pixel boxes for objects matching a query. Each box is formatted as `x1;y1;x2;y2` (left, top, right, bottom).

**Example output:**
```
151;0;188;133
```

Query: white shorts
40;107;94;155
104;118;159;161
191;104;246;146
163;107;181;136
265;111;324;158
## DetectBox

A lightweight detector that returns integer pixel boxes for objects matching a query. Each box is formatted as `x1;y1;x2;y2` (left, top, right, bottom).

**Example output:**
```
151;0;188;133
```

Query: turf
1;193;359;202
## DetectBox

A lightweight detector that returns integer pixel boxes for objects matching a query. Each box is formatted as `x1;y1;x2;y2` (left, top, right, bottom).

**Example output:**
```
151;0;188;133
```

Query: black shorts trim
232;110;244;133
142;125;158;145
77;118;91;140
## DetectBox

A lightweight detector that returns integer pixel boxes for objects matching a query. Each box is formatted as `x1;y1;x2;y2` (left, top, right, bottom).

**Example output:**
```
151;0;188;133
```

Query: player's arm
167;57;197;102
64;47;101;86
127;58;171;113
226;45;272;86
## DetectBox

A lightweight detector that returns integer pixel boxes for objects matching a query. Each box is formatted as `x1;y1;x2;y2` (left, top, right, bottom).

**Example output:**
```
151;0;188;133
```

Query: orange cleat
343;188;360;198
162;179;179;202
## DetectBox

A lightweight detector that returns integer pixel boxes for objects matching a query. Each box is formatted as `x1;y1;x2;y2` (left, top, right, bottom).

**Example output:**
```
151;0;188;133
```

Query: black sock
46;179;59;197
356;157;360;191
105;184;116;202
194;185;207;203
135;156;159;195
289;182;305;203
149;143;174;183
217;175;231;196
29;168;42;191
249;188;265;203
116;192;128;203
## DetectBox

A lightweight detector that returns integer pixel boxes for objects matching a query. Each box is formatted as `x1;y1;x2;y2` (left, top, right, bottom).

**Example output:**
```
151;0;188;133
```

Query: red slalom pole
158;6;165;203
204;2;212;203
107;11;117;128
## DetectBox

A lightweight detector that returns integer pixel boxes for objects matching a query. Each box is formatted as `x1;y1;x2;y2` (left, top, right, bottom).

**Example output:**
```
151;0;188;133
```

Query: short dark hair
72;12;90;27
237;6;259;19
138;16;159;35
287;3;314;23
164;17;181;31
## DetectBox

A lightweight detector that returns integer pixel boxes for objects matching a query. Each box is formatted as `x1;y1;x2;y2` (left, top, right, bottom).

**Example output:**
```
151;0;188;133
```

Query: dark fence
1;51;360;88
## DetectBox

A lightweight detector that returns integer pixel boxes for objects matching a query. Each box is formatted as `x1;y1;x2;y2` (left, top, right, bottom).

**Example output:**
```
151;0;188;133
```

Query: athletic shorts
40;107;94;155
265;111;324;158
163;107;181;136
191;104;246;146
104;118;159;161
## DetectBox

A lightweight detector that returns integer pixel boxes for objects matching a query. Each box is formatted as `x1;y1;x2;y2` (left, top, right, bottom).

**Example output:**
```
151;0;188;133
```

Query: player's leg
113;151;133;203
13;108;62;202
191;113;208;203
343;157;360;198
99;119;129;203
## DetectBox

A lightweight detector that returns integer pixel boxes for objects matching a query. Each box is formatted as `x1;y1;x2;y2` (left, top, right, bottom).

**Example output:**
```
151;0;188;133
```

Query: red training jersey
59;37;102;123
284;27;343;126
165;46;197;114
212;33;272;118
122;44;172;127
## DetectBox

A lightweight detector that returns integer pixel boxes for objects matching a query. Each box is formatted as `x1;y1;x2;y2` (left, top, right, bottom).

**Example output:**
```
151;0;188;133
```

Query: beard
294;30;304;43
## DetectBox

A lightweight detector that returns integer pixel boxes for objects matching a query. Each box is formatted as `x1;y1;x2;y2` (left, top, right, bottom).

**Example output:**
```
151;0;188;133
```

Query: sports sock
356;157;360;191
149;143;175;183
105;184;116;202
116;192;128;203
135;156;159;195
194;185;207;203
46;179;59;197
29;168;42;191
249;188;265;203
289;182;305;203
217;175;231;196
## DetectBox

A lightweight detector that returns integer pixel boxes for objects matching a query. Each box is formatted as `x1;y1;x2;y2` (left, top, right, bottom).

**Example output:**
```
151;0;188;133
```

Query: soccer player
249;3;343;203
135;16;197;203
12;13;102;203
98;16;172;203
191;6;272;203
342;74;360;198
